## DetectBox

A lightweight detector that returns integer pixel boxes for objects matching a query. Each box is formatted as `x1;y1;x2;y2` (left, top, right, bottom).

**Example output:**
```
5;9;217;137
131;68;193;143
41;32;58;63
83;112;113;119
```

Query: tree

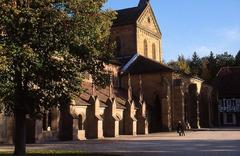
167;55;190;74
200;58;211;82
216;52;235;67
189;52;202;76
177;54;190;74
206;51;217;82
0;0;115;155
201;51;235;83
235;50;240;66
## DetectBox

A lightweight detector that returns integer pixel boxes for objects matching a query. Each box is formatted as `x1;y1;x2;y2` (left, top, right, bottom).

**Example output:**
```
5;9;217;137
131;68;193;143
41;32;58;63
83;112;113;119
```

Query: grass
0;150;121;156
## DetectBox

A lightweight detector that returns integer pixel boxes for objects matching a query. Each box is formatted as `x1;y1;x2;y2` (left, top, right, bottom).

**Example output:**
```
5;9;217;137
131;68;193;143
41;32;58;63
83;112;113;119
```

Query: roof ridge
115;6;139;12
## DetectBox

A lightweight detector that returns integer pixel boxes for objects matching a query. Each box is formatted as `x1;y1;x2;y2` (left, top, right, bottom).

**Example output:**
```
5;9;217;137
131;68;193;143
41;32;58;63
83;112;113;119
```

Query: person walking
177;121;185;136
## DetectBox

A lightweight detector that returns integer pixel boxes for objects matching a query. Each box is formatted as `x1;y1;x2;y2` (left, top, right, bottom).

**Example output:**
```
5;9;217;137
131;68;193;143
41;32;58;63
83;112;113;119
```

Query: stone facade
112;0;162;62
136;6;162;62
0;0;213;144
111;25;137;57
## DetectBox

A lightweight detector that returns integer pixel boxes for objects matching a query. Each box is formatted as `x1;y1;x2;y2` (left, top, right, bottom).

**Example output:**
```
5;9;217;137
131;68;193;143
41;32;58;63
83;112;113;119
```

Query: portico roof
120;54;174;74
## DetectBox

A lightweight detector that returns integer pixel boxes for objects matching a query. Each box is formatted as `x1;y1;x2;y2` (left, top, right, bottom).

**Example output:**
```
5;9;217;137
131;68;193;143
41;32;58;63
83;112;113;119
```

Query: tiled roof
121;54;174;74
75;81;127;109
216;66;240;98
112;5;145;27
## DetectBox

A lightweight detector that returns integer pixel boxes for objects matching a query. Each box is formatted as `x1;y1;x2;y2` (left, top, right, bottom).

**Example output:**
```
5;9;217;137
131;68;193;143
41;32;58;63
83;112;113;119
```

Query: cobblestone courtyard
1;129;240;156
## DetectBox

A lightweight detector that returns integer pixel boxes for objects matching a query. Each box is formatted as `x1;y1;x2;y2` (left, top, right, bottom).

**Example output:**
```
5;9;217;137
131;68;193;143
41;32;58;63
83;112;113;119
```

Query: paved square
1;129;240;156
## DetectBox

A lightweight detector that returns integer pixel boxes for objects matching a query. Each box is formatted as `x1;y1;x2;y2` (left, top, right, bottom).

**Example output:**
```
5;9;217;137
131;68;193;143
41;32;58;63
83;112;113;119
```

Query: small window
144;40;148;57
147;17;151;23
152;43;156;59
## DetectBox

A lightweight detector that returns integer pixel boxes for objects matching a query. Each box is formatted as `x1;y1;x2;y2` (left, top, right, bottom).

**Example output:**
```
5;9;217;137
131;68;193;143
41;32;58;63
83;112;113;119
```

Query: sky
104;0;240;62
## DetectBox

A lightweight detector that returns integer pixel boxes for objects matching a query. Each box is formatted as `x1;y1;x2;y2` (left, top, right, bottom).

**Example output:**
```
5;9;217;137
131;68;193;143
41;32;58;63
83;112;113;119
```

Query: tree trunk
14;110;26;156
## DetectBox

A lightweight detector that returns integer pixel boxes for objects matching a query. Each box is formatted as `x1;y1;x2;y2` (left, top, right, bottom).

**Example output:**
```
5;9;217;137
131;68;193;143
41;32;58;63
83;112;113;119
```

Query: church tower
111;0;162;63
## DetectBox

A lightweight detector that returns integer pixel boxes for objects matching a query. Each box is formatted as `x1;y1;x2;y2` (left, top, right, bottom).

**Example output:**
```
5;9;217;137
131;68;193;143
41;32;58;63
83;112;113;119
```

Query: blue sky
104;0;240;62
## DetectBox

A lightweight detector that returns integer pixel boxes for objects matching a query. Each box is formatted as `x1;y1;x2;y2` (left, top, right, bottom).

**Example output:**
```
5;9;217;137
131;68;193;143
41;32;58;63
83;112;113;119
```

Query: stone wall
0;113;6;143
199;84;213;128
136;27;161;62
111;25;136;57
0;115;14;144
121;72;172;132
172;79;185;126
187;84;200;128
136;5;162;62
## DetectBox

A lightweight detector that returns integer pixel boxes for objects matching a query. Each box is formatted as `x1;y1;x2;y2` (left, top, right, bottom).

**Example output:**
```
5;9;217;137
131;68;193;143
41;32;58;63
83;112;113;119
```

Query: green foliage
0;0;116;115
177;55;190;73
215;52;235;68
189;52;202;75
168;54;190;74
167;51;237;83
200;58;212;82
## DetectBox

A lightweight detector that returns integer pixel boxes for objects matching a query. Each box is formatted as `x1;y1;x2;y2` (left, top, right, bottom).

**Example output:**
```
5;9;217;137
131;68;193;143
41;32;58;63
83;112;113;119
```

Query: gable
137;5;161;36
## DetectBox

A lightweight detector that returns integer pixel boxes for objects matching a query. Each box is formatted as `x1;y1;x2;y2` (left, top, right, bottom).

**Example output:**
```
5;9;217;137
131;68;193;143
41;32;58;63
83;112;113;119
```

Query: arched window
152;43;156;59
144;39;148;57
115;37;121;55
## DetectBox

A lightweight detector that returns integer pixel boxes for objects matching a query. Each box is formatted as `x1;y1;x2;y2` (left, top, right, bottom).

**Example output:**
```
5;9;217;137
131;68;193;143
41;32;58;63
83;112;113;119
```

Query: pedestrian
177;121;185;136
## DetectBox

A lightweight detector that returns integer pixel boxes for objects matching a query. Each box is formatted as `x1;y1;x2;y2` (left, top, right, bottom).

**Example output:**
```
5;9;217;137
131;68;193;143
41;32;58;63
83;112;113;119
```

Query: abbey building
0;0;212;144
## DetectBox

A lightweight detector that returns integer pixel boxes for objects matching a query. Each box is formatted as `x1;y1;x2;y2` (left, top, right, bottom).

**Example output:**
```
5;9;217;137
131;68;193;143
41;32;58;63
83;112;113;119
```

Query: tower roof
113;6;145;27
112;0;151;27
138;0;150;7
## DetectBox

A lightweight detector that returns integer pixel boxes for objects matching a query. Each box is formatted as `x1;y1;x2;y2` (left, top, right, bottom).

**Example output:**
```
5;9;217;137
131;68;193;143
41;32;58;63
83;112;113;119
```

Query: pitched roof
75;81;127;109
216;66;240;98
121;54;174;74
112;5;146;27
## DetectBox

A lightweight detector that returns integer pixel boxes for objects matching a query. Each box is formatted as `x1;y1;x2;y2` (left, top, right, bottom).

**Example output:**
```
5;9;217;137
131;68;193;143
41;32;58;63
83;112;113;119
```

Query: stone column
123;74;137;135
86;96;104;139
160;78;171;131
35;119;43;143
124;100;137;135
136;101;148;134
51;107;60;140
136;75;148;134
187;84;200;129
173;79;185;125
103;74;119;137
0;113;7;143
73;116;86;140
104;98;119;137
